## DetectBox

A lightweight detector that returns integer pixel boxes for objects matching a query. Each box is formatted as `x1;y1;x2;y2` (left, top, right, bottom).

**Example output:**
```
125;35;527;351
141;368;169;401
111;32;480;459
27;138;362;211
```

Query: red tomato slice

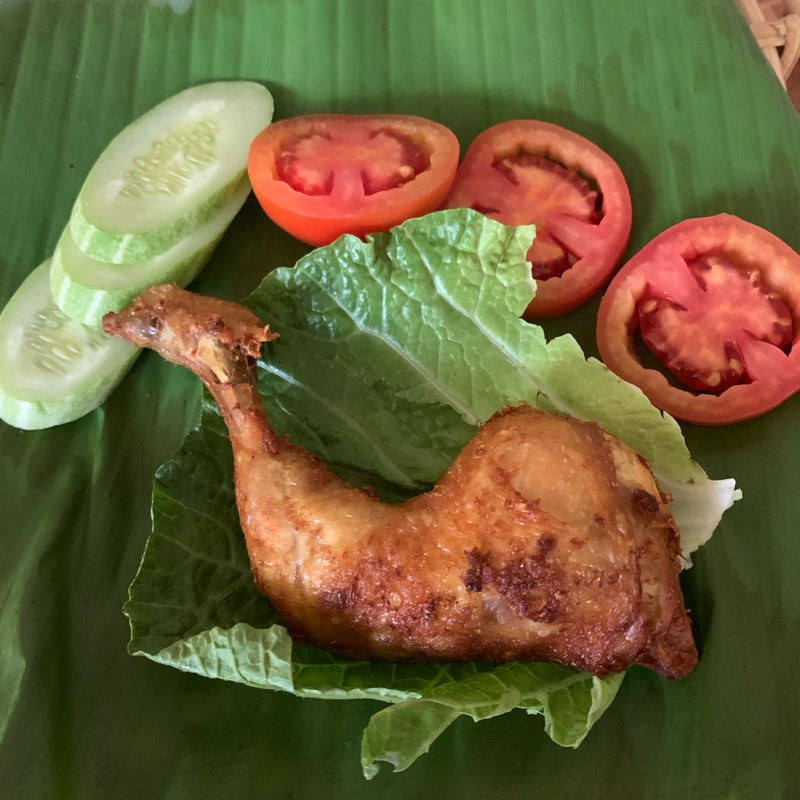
597;215;800;425
440;120;632;319
248;115;459;246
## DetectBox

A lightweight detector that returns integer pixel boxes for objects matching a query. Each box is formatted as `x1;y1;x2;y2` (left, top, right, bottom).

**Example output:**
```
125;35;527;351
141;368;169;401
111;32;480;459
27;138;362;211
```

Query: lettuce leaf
125;209;738;778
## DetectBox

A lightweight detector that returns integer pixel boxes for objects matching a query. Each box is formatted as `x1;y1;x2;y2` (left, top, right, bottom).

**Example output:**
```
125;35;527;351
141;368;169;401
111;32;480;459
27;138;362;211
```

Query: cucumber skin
0;259;142;431
0;347;140;430
69;175;242;264
51;234;219;328
53;179;252;327
70;81;273;264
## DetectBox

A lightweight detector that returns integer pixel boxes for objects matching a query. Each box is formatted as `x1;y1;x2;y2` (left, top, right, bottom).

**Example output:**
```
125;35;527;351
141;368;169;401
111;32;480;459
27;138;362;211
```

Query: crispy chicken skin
104;285;698;679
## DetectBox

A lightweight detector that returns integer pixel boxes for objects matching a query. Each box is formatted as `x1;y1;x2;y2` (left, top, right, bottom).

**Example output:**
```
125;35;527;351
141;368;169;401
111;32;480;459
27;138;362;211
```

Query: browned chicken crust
104;285;698;679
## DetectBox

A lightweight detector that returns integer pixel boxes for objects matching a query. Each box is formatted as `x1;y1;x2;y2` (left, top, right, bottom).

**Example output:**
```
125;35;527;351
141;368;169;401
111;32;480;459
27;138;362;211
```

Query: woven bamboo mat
741;0;800;109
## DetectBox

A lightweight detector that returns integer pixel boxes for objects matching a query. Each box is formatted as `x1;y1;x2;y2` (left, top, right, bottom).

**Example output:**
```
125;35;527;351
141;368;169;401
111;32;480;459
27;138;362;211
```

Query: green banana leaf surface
1;0;799;798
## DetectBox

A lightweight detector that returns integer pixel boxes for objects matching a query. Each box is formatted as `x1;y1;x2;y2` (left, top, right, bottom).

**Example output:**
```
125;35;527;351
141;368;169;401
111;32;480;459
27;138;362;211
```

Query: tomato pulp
597;215;800;425
441;120;632;318
248;114;460;246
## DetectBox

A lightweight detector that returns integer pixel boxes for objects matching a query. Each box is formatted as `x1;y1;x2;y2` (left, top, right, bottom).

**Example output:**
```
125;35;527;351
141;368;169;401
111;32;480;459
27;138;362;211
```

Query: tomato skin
441;120;632;319
597;215;800;425
248;114;459;247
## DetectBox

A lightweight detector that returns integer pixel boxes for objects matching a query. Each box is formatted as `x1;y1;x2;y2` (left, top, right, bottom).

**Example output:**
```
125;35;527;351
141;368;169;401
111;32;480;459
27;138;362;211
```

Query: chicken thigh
104;285;698;679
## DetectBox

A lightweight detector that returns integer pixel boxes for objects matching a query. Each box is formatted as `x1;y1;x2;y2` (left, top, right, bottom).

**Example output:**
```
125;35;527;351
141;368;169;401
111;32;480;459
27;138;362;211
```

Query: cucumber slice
0;260;139;430
52;178;251;327
70;81;273;264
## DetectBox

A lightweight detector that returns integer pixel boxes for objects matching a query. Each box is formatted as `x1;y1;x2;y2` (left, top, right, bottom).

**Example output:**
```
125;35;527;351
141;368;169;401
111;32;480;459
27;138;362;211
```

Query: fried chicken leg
104;285;698;678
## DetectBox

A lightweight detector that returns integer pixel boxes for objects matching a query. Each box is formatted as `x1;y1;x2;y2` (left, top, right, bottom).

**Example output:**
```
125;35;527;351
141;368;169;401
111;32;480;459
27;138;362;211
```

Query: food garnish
52;179;252;327
441;120;632;319
597;214;800;424
247;114;459;245
0;259;139;430
70;81;272;264
0;82;270;428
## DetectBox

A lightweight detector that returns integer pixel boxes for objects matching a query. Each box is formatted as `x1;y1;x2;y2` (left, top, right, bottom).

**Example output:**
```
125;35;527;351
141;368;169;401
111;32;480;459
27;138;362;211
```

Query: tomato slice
597;215;800;425
440;120;632;319
248;115;459;246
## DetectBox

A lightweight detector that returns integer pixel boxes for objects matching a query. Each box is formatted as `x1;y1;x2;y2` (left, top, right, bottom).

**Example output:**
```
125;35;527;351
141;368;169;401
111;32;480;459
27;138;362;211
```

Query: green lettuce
125;210;738;778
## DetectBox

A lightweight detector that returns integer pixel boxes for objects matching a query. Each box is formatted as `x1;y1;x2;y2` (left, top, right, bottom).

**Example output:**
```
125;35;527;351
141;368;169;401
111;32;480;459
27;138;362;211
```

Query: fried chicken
104;285;698;678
